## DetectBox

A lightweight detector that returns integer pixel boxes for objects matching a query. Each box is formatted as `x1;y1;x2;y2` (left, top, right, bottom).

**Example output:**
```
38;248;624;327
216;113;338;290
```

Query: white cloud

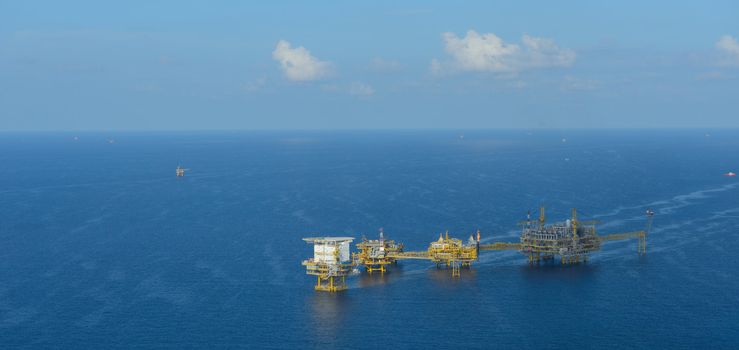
431;30;575;75
716;35;739;65
348;82;374;97
272;40;331;81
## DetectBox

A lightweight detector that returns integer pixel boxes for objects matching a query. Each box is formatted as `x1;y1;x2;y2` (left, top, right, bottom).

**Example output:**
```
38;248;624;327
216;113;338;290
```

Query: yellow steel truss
353;234;404;274
302;260;354;292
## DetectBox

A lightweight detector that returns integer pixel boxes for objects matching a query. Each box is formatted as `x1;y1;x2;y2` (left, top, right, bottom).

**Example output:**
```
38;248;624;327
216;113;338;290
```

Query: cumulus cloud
272;40;331;81
716;35;739;65
431;30;575;75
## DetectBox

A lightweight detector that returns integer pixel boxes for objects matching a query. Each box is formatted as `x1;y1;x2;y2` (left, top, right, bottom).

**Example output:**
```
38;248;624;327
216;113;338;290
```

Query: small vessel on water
176;165;188;177
725;172;736;177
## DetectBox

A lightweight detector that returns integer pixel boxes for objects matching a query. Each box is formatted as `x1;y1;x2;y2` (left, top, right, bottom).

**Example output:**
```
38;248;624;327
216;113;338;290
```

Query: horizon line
0;127;736;133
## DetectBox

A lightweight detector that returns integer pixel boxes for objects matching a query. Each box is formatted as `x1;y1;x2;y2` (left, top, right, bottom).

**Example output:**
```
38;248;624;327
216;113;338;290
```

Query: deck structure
302;237;355;292
353;229;404;274
387;231;479;277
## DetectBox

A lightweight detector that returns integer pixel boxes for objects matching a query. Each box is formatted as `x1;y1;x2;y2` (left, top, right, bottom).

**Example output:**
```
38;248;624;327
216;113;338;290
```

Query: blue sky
1;1;738;130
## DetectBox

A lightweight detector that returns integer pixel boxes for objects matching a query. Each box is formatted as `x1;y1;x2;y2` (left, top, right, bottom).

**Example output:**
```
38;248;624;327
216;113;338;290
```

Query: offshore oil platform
302;207;655;292
301;237;355;292
352;228;403;274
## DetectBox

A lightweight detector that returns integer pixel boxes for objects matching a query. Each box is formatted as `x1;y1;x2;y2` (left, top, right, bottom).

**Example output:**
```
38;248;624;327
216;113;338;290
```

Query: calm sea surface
1;130;737;348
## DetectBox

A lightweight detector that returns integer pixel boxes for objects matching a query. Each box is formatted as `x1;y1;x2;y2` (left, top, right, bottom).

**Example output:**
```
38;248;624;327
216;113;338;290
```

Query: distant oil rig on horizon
176;165;189;177
302;207;655;292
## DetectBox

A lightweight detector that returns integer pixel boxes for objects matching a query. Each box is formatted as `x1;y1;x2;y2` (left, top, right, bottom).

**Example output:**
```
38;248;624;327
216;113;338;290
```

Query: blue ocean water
0;130;738;348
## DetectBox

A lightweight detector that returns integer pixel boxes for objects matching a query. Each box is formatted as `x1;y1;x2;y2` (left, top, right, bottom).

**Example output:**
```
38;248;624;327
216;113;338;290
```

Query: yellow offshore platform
352;229;404;274
353;230;479;277
302;207;655;292
393;231;479;277
301;237;355;292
